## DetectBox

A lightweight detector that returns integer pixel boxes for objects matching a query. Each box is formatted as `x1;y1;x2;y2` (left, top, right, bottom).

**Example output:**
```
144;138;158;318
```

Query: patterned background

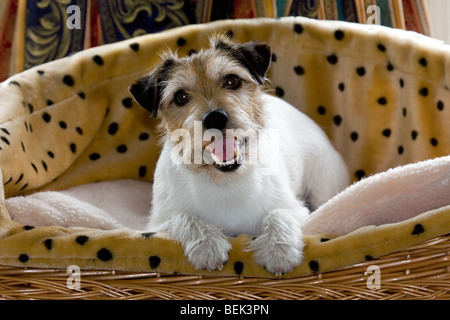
0;0;430;82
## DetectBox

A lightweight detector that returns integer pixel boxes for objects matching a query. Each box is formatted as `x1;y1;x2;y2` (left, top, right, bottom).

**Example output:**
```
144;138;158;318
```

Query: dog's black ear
233;41;271;85
128;59;176;118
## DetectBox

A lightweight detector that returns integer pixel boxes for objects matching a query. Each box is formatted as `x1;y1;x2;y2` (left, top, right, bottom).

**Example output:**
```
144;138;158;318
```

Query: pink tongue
208;138;236;162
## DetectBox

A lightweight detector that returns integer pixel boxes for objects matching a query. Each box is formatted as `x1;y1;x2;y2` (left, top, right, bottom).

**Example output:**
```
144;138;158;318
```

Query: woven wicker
1;234;448;300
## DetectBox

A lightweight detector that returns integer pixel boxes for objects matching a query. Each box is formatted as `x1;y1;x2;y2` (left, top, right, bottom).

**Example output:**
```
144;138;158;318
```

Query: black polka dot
19;254;29;263
15;173;23;184
293;66;305;75
271;53;277;62
78;91;86;99
403;108;407;117
226;30;234;38
411;130;418;140
117;145;127;153
23;225;35;231
333;115;342;126
398;146;404;155
355;170;366;180
382;129;391;137
377;97;387;105
334;30;344;40
139;133;149;140
338;82;345;91
42;112;51;123
76;127;83;135
350;132;359;142
356;67;366;76
1;128;10;135
399;78;405;88
108;122;119;135
412;224;424;235
419;57;427;67
177;37;186;47
320;238;330;242
59;121;67;129
149;256;161;269
42;161;48;172
43;239;53;250
365;255;374;261
141;232;155;238
430;138;438;147
327;54;338;65
377;44;386;52
294;23;304;34
309;260;319;273
47;99;54;106
1;137;10;145
419;87;429;97
122;97;133;108
437;101;444;111
139;166;147;177
387;62;395;71
31;163;38;173
75;235;89;245
28;103;34;113
47;151;55;158
89;153;101;161
93;55;104;65
37;70;45;75
63;75;75;86
70;143;77;154
275;87;284;97
234;261;244;275
129;43;139;51
317;106;326;115
97;248;113;261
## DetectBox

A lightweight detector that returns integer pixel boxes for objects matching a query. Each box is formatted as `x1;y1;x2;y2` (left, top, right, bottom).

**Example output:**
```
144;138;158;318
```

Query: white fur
148;93;349;275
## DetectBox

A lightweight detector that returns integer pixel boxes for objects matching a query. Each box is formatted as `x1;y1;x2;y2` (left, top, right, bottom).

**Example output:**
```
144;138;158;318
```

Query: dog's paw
184;235;231;271
251;235;305;276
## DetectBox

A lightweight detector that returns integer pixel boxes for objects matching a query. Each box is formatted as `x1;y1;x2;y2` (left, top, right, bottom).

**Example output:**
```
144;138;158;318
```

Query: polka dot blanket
0;17;449;278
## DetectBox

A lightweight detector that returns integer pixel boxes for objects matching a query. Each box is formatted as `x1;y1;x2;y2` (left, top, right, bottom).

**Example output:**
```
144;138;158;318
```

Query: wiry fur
129;36;349;275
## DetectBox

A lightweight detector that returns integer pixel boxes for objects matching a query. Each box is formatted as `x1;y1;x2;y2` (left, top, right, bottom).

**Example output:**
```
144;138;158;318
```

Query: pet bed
0;17;449;300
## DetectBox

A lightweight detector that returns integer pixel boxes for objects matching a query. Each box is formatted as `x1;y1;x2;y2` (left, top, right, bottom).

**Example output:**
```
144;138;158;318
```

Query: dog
129;35;349;275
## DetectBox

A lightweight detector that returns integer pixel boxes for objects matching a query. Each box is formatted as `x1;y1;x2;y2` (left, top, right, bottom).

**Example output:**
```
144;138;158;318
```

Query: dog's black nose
202;109;228;130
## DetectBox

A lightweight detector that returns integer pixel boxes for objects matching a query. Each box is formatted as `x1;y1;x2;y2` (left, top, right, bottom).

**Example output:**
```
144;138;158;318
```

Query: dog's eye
223;74;242;90
173;90;190;106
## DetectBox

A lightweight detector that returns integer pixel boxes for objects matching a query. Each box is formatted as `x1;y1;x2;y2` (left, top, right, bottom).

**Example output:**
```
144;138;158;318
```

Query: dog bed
0;17;449;299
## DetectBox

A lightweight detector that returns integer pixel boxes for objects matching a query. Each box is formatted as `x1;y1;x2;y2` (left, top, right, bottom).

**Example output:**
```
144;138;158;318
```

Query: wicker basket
0;234;448;300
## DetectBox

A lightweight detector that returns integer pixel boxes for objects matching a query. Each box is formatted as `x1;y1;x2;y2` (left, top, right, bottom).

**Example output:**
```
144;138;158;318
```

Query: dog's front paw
184;235;231;271
250;208;306;276
251;235;305;276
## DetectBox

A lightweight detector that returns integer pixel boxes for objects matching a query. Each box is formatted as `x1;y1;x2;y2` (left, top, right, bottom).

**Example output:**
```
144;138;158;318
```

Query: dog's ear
235;41;271;85
128;59;176;118
215;39;271;85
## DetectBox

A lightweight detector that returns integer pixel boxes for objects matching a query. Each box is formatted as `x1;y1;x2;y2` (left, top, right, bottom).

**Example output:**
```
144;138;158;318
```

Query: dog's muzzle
203;109;241;172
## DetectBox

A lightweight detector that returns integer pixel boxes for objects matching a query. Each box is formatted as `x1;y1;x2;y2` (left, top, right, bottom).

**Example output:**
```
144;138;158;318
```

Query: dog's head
129;35;271;178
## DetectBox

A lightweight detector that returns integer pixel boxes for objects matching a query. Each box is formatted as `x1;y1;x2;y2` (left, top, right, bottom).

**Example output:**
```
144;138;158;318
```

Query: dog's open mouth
205;137;241;172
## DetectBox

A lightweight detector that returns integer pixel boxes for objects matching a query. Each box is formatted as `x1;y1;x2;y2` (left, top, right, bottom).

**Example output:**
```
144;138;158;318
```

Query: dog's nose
202;109;228;130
